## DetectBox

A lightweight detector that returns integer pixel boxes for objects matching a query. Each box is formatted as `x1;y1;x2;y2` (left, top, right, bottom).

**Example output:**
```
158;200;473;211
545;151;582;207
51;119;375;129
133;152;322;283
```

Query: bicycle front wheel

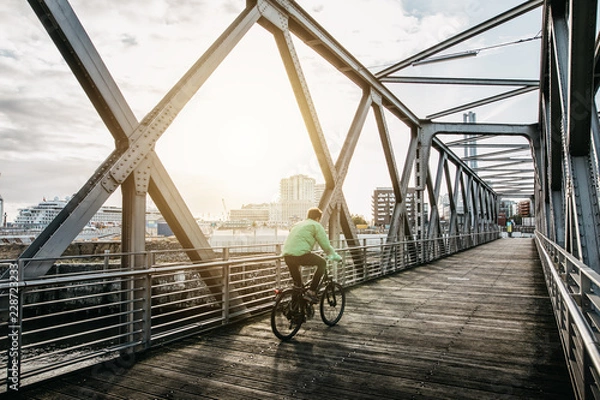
271;289;303;340
320;282;345;326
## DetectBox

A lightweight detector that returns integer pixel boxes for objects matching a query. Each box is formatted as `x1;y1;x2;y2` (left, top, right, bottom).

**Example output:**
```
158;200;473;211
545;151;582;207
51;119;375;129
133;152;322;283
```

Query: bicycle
271;257;346;341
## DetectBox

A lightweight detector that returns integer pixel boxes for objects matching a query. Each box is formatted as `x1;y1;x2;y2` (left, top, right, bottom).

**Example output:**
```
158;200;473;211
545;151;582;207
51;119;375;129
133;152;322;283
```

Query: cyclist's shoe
303;289;319;304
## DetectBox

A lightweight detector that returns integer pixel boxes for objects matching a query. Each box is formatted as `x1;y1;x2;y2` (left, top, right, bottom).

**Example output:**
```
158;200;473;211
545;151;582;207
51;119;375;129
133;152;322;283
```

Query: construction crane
222;198;228;221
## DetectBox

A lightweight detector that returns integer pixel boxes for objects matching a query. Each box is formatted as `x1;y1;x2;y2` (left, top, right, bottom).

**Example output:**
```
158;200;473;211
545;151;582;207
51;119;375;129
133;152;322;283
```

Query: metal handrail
535;231;600;399
0;231;497;393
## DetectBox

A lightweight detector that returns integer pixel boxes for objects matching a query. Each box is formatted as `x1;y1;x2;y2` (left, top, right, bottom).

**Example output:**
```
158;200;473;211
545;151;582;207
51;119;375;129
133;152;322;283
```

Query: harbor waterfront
0;228;390;260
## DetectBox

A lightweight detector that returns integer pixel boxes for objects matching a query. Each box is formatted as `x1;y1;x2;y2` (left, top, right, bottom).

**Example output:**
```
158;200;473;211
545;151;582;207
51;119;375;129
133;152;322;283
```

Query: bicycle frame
271;258;345;340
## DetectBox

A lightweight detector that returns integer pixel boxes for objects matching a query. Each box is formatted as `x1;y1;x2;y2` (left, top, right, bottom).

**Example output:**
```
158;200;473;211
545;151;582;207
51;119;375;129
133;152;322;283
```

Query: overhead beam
375;0;544;78
266;0;420;127
380;76;539;87
426;86;538;120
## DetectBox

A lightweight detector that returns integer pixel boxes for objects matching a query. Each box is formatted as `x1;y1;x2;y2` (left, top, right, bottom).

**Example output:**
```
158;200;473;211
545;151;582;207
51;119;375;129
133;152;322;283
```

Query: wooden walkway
9;238;574;399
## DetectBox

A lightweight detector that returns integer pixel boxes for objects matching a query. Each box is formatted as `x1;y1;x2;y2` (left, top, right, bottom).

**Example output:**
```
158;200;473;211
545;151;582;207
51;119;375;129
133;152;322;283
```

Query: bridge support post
121;175;148;353
222;248;230;325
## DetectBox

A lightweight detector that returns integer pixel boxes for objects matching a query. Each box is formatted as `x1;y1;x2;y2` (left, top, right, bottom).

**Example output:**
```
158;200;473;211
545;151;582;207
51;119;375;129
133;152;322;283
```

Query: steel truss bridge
2;0;600;398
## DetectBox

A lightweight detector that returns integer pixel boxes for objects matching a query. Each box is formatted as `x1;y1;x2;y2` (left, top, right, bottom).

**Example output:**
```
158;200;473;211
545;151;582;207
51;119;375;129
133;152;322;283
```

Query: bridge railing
0;231;496;392
535;231;600;400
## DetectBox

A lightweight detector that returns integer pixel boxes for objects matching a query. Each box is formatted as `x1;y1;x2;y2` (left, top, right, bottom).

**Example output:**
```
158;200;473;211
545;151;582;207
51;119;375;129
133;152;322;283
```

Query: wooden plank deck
8;238;574;399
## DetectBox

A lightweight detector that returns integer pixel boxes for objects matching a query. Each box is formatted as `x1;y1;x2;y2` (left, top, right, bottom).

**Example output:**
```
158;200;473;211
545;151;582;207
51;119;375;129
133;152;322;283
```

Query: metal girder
372;94;416;242
425;155;446;240
380;76;539;87
388;126;420;243
446;163;460;237
264;0;420;127
480;169;535;177
423;122;538;198
425;86;538;120
375;0;544;78
260;4;360;246
27;1;135;145
269;27;336;186
448;143;530;150
538;0;600;270
565;0;596;156
25;0;600;287
472;159;534;167
594;31;600;92
261;0;424;248
21;0;261;276
417;122;500;244
24;0;433;278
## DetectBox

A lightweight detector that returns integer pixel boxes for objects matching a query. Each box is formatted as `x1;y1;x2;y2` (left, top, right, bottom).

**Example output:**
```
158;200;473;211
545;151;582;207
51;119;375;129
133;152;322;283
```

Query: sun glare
216;119;269;171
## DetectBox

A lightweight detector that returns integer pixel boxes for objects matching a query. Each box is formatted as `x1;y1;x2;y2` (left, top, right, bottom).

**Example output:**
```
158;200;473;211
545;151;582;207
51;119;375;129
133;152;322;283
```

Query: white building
279;174;317;224
229;203;270;223
13;196;161;231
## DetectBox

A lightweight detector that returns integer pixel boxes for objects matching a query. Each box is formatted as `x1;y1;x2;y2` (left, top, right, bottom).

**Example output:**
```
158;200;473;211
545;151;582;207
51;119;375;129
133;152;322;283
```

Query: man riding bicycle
282;207;342;304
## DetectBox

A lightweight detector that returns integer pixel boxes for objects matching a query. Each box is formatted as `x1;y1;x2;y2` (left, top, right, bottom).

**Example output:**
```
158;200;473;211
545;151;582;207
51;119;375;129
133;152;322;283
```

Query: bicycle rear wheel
271;289;303;340
320;282;345;326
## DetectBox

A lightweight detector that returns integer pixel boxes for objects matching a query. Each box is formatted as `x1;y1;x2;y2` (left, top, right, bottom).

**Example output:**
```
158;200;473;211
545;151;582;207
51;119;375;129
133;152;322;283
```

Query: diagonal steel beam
267;0;420;128
21;0;261;276
260;2;366;246
425;86;538;120
372;95;414;241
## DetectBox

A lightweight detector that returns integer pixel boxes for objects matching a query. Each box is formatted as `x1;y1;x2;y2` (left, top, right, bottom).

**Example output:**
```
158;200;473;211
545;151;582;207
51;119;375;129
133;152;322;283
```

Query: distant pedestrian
507;221;513;238
282;207;342;303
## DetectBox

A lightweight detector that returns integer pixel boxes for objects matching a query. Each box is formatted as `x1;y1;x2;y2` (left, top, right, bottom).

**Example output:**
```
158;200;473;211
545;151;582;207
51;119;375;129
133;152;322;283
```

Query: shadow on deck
7;238;573;399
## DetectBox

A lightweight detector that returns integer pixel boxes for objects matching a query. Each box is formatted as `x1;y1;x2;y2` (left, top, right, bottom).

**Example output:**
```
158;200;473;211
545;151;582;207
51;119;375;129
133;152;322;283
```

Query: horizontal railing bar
536;232;600;396
22;287;143;309
23;320;142;353
21;298;139;323
150;317;225;344
151;312;224;332
150;302;222;321
20;341;140;381
1;232;498;393
22;332;142;372
0;254;283;291
150;297;219;311
23;309;134;337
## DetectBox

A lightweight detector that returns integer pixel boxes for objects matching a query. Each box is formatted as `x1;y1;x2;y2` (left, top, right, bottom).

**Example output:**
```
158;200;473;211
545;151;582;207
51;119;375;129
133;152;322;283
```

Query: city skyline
0;1;541;225
5;173;361;224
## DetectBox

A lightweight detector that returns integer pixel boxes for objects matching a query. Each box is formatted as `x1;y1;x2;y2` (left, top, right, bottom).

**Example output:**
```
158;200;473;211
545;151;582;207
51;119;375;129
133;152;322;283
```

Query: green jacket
282;218;336;257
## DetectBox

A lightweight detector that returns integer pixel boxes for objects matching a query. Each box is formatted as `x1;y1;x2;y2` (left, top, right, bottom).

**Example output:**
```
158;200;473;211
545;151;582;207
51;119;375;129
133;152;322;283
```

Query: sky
0;0;542;223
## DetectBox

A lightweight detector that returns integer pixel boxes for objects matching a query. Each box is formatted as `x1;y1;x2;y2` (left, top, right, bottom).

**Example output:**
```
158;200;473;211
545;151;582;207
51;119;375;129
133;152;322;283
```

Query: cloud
0;0;542;224
402;0;481;18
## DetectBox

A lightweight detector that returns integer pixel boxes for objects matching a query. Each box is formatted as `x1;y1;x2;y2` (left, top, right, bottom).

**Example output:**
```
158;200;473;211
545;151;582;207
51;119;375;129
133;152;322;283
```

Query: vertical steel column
222;248;230;325
542;0;600;270
121;173;148;353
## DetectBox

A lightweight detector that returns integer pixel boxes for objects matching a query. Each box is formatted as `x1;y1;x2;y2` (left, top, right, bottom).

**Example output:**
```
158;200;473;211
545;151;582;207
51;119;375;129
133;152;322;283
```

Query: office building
279;174;317;223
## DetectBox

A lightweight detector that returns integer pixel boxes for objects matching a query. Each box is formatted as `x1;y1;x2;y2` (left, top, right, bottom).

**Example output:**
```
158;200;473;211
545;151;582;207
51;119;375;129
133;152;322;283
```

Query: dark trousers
284;253;326;291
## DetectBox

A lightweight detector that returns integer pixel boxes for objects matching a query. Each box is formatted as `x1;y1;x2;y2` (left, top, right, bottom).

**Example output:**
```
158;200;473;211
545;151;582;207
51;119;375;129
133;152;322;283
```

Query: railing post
580;269;591;313
222;248;230;324
362;239;367;280
562;253;570;283
103;249;110;271
142;251;153;348
6;259;24;393
275;244;282;288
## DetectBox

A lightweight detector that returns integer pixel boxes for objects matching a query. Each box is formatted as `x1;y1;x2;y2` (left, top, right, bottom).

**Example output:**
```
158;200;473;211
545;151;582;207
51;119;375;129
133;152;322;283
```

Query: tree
351;214;367;226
